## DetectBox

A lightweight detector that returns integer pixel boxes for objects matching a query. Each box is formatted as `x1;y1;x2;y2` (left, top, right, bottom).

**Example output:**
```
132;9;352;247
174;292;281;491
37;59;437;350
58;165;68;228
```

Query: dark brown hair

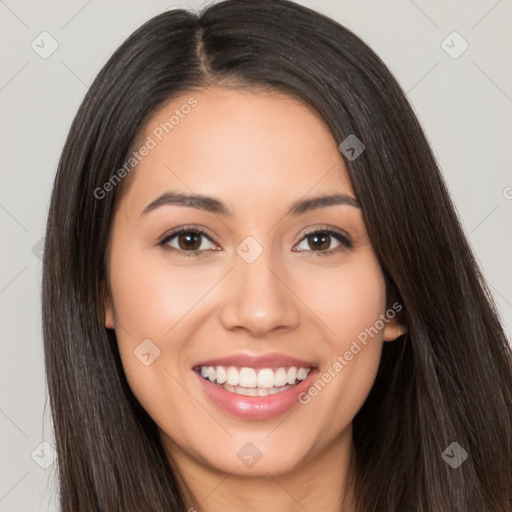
42;1;512;510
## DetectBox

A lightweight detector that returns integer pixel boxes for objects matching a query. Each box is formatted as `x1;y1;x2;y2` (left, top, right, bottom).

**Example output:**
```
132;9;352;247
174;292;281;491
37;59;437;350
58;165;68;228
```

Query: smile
195;365;312;396
193;363;318;420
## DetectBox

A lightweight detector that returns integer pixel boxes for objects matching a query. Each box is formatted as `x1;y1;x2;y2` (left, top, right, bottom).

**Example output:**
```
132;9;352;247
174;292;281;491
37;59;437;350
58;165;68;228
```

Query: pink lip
194;367;318;420
192;352;317;370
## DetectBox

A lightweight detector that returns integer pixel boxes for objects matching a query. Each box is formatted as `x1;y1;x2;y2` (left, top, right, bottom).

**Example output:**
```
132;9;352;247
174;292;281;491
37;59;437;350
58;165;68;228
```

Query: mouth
192;361;318;420
193;365;312;396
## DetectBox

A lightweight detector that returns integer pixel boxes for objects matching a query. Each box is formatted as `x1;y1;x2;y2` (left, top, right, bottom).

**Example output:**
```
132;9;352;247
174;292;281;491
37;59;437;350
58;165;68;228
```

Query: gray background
1;1;511;510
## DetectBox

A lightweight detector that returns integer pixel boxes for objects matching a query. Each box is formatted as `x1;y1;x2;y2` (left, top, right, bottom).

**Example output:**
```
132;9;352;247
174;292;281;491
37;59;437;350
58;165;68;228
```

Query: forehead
121;86;354;216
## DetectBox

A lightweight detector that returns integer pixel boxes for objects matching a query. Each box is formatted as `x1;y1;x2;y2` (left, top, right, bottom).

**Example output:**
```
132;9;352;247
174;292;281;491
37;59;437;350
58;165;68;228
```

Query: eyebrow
140;191;360;217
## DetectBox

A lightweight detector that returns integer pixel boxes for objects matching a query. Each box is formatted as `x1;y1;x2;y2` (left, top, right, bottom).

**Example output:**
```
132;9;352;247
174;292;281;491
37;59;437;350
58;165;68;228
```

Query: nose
219;247;300;338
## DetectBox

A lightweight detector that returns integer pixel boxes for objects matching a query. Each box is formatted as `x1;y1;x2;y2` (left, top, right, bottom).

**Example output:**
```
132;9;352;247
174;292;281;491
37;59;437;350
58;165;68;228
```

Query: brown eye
295;228;353;256
175;232;203;251
306;232;332;251
160;228;218;257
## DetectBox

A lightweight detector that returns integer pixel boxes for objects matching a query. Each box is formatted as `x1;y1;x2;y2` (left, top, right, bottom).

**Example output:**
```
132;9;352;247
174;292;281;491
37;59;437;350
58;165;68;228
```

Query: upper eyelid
300;225;351;240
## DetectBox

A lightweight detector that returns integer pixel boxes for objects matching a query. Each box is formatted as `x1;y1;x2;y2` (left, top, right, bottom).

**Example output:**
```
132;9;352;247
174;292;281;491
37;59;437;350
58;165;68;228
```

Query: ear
101;279;115;329
383;316;407;342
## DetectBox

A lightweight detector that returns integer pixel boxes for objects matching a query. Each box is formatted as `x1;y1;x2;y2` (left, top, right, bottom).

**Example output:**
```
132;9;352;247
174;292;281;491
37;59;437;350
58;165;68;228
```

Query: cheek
107;246;224;414
296;254;387;417
108;247;215;338
107;248;196;430
297;253;387;343
336;270;386;342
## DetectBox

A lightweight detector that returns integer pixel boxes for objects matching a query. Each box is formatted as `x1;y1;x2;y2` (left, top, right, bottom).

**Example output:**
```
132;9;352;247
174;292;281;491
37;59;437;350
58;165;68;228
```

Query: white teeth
225;384;294;396
239;367;257;388
197;365;312;391
226;366;239;386
256;368;274;389
297;367;309;380
274;368;288;387
235;386;258;396
216;365;227;384
287;367;297;385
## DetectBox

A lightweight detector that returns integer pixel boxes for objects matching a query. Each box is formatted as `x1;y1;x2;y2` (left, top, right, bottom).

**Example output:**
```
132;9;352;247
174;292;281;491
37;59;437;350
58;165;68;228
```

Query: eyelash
157;224;353;258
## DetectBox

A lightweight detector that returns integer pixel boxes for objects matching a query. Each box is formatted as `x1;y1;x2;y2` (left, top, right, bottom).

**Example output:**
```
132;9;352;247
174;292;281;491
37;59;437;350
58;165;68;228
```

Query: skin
103;86;406;512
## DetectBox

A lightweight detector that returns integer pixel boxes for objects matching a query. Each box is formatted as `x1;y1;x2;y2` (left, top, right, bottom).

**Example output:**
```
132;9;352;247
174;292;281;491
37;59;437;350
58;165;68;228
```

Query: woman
41;0;512;511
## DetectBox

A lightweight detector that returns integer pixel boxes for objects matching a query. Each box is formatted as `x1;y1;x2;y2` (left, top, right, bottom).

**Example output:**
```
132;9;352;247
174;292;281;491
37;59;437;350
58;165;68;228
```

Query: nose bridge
219;235;299;336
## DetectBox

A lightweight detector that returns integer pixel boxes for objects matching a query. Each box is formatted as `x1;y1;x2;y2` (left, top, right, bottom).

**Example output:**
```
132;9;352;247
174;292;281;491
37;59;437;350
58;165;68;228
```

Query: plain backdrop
1;1;511;510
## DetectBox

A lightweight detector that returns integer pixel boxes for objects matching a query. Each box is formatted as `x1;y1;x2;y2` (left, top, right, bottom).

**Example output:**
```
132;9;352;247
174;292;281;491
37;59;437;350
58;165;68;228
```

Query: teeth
197;365;312;389
274;368;288;386
239;367;257;388
224;383;294;396
235;386;258;396
287;367;297;385
297;367;309;380
226;367;239;386
256;368;274;388
216;365;227;384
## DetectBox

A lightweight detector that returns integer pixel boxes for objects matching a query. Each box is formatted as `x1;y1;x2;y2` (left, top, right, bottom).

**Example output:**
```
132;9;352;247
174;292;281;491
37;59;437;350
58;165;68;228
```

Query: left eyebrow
140;191;360;217
288;193;360;215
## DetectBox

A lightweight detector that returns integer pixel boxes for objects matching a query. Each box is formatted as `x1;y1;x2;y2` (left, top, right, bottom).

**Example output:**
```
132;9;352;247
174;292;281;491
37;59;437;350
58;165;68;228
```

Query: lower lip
194;369;318;420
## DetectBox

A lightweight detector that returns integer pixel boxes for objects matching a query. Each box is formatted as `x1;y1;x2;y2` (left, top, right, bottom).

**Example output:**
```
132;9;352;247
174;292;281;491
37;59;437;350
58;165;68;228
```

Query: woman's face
104;86;403;478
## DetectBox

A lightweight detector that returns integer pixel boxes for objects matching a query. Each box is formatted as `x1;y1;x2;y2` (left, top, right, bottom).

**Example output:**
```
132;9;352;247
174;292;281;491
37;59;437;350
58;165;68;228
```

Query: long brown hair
42;1;512;510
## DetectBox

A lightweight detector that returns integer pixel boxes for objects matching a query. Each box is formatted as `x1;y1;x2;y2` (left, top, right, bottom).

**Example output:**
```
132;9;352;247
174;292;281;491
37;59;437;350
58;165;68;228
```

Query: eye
294;228;353;257
158;225;353;258
159;226;219;257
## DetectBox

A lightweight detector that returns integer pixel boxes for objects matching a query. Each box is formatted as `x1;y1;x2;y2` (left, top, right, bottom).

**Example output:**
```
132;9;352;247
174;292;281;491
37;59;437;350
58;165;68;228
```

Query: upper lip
193;352;317;370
